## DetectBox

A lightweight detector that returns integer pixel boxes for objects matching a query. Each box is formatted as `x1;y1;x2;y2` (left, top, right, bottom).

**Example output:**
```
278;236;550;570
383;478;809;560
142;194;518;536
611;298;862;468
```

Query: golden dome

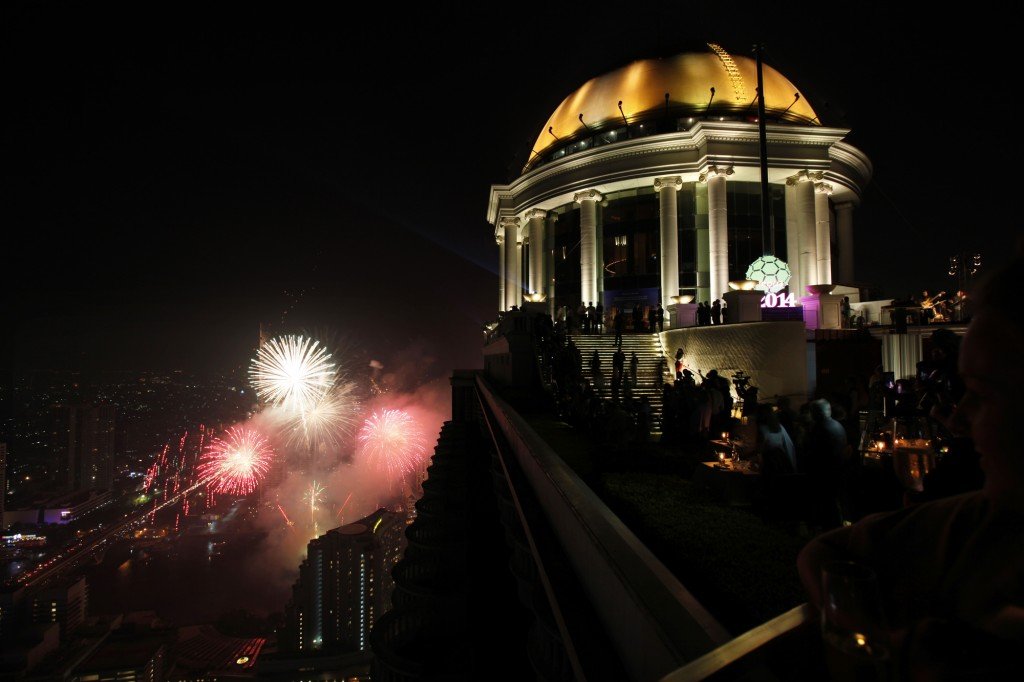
532;45;819;162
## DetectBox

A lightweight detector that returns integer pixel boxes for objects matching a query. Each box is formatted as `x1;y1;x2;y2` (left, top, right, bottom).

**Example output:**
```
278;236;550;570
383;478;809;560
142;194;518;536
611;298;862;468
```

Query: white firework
250;335;337;414
288;379;361;449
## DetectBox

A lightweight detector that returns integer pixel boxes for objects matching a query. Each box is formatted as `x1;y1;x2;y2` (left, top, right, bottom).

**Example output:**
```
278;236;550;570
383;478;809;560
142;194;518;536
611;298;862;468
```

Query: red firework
357;409;428;478
198;425;274;495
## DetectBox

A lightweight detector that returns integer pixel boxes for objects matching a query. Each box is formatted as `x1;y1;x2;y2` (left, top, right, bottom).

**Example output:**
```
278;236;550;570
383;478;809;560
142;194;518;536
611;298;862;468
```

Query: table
694;460;760;506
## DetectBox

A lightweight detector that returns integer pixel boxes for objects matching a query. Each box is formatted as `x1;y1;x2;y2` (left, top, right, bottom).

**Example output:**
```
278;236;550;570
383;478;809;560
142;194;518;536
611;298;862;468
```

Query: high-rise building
31;576;87;640
0;442;7;526
48;405;75;490
79;405;117;491
280;508;405;654
53;405;119;491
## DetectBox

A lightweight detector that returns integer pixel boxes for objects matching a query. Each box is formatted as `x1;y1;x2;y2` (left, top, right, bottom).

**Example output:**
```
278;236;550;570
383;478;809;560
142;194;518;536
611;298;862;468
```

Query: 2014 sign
760;292;798;308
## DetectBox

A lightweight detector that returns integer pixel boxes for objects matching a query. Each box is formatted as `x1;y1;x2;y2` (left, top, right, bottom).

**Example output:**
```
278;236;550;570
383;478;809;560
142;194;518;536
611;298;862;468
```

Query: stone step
572;346;663;351
572;347;663;353
569;335;660;342
564;334;670;428
569;346;662;351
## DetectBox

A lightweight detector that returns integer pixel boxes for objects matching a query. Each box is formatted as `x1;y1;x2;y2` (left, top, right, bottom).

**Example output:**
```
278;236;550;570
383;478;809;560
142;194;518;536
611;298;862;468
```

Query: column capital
546;212;559;223
698;165;733;182
498;215;521;230
786;169;825;186
573;189;603;203
654;176;683;192
495;233;504;246
814;182;834;196
524;208;548;221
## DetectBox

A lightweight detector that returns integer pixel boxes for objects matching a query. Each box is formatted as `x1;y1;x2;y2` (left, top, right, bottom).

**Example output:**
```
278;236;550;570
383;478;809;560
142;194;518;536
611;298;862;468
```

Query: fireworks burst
198;426;274;495
287;379;360;449
250;335;336;414
304;480;327;536
357;409;428;478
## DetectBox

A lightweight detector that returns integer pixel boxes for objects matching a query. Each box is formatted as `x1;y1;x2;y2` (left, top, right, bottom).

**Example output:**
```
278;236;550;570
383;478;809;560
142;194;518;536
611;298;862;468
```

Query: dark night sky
3;4;1017;376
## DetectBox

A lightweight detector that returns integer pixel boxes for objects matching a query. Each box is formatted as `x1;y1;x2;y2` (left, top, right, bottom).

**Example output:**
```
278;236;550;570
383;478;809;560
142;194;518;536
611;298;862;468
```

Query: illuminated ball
745;256;792;294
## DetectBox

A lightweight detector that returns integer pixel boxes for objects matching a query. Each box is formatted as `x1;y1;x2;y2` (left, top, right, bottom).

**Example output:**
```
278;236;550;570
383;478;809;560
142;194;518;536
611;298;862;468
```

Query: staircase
569;333;670;430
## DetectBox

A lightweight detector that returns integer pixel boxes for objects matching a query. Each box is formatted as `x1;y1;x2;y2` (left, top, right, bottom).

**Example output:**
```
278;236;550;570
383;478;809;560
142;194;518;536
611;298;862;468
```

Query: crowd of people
521;296;980;534
659;367;734;446
555;302;666;335
517;296;739;338
541;332;656;449
506;247;1024;672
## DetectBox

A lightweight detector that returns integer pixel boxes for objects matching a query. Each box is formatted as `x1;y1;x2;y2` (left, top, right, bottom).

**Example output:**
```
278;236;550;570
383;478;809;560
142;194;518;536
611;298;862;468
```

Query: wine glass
821;561;891;681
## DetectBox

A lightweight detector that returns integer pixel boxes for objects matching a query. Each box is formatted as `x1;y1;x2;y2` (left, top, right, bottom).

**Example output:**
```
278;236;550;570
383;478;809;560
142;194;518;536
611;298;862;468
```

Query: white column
815;182;833;285
545;213;558;310
835;202;854;283
520;235;528;300
496;233;505;312
700;165;733;302
526;208;546;297
500;216;521;310
516;234;524;304
695;183;710;303
787;170;820;293
574;189;602;306
784;182;801;297
655;176;682;307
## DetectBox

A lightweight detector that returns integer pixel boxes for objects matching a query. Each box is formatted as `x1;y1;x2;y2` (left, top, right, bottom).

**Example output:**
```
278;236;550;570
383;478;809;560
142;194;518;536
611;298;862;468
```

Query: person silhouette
798;249;1024;675
614;309;625;346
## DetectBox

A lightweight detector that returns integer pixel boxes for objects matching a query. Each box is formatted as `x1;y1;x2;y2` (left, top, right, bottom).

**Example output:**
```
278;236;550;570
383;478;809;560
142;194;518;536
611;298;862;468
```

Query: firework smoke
286;379;360;450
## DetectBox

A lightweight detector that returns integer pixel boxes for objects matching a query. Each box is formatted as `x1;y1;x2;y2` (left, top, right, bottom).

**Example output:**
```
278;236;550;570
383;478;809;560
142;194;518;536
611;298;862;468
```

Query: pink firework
357;409;427;477
198;426;274;495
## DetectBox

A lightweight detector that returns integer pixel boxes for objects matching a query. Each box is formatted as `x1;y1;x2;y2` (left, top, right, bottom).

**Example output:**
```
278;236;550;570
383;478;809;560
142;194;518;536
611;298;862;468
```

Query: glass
892;419;935;492
821;561;891;681
858;413;946;493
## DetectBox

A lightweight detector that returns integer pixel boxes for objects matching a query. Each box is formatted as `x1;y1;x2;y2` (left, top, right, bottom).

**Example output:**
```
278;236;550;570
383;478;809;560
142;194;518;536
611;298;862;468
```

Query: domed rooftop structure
490;43;871;316
529;43;817;170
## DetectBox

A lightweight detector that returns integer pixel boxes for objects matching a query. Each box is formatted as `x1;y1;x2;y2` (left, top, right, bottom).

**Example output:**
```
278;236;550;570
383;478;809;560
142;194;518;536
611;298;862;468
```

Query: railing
476;378;587;680
659;604;815;681
474;373;822;680
476;374;731;680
